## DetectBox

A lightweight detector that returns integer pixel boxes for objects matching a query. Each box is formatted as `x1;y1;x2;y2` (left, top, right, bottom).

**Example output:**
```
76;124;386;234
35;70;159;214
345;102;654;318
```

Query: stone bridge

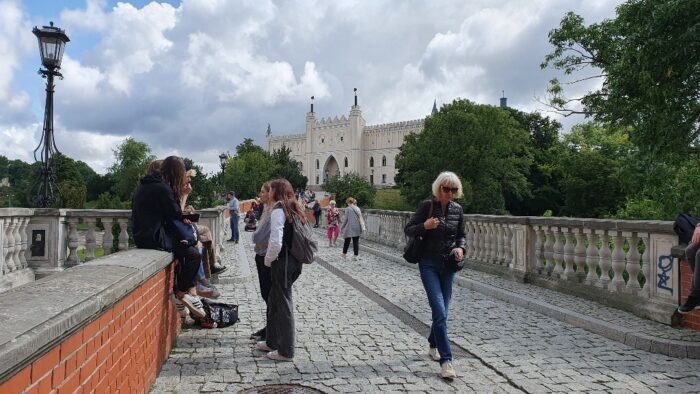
1;207;700;393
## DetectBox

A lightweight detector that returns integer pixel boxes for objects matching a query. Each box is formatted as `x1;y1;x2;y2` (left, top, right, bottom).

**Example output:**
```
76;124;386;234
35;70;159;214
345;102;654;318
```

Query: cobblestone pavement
153;231;700;393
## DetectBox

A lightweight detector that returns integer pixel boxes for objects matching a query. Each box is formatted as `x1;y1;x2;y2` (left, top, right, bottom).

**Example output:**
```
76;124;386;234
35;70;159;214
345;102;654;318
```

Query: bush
323;172;376;207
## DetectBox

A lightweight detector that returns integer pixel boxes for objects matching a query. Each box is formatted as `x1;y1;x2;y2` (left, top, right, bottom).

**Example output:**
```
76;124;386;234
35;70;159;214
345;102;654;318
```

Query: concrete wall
0;249;180;393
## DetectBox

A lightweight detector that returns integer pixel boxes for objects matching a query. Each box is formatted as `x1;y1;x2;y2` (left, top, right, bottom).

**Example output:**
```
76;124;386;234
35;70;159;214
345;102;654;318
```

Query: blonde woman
404;171;466;380
340;197;365;261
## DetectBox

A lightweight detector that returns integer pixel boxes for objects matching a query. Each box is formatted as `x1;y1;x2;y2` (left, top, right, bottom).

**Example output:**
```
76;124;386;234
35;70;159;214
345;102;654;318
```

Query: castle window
344;157;348;167
316;159;319;169
382;174;387;183
340;136;344;142
382;155;387;166
316;175;319;184
370;174;374;184
369;157;374;168
321;138;324;143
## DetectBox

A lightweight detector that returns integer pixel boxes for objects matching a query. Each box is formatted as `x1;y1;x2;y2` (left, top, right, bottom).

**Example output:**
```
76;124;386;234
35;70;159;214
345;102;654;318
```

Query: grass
371;188;414;212
77;247;105;263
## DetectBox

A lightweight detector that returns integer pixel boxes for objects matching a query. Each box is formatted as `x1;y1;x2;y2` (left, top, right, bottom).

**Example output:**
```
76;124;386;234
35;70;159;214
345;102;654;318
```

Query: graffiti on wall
657;255;673;293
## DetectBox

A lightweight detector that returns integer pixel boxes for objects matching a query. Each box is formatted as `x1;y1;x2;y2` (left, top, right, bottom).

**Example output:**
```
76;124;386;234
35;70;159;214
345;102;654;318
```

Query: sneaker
196;283;220;299
180;293;206;319
266;350;293;362
429;347;440;362
341;253;347;260
678;296;700;314
352;255;359;262
211;265;228;275
440;361;456;380
170;294;189;318
250;327;266;341
256;341;274;352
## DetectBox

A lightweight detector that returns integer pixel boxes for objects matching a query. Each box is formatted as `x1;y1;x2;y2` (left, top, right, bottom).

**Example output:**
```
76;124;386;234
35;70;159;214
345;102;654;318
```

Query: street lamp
219;153;229;171
32;21;69;208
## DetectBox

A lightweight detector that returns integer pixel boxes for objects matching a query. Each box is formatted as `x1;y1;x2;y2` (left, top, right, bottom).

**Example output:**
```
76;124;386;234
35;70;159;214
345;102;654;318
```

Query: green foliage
323;172;376;207
271;145;307;190
542;1;700;153
395;99;532;214
223;151;276;199
183;158;217;209
95;192;129;209
236;138;266;156
58;180;87;208
108;138;155;202
370;188;414;211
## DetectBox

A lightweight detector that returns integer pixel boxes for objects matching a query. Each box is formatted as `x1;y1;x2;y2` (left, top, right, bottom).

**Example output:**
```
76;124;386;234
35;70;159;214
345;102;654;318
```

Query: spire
431;99;438;115
354;88;358;107
266;123;271;137
310;96;314;113
500;91;508;108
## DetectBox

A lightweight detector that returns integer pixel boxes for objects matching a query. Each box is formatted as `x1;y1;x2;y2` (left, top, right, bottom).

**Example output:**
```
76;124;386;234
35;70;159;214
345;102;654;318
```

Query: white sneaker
429;347;440;361
352;255;359;262
170;294;189;318
440;361;456;380
180;293;206;319
266;350;293;361
341;253;347;260
256;341;273;352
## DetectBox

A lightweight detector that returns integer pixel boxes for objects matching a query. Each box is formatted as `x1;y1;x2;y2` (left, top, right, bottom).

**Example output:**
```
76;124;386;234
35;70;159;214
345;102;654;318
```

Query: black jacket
404;199;466;262
131;172;181;251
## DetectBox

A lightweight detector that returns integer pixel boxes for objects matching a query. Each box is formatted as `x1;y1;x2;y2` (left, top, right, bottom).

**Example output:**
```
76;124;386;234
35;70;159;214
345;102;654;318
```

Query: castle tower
348;88;365;174
305;96;316;183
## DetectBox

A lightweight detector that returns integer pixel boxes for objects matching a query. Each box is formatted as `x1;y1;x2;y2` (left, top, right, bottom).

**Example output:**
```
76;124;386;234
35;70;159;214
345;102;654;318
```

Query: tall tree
108;138;155;202
323;172;376;207
271;145;307;190
236;138;266;156
223;151;276;200
541;0;700;153
395;99;532;213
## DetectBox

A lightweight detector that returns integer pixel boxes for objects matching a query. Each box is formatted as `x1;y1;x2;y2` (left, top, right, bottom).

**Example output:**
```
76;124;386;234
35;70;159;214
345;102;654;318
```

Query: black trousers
173;242;201;293
313;212;321;226
266;251;303;358
255;254;272;303
343;236;359;256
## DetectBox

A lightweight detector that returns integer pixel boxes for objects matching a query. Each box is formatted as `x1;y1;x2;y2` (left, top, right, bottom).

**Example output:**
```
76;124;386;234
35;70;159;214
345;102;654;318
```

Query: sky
0;0;622;175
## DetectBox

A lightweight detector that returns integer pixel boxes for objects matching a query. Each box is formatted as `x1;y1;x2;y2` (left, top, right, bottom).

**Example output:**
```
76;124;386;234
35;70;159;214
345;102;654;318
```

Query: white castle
267;94;436;188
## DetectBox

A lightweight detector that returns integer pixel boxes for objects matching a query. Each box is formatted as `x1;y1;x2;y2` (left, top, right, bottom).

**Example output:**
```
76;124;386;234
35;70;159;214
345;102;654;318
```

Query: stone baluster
543;226;555;275
488;222;497;264
495;224;504;264
625;232;641;292
639;233;650;297
584;230;599;285
479;222;488;262
597;230;611;288
4;219;16;272
464;221;473;260
12;217;23;269
573;229;586;282
562;227;575;280
552;227;565;276
117;218;129;251
504;225;514;268
85;217;97;261
18;217;29;269
533;226;544;273
473;222;482;261
608;231;626;292
102;217;114;255
65;218;80;267
0;218;4;275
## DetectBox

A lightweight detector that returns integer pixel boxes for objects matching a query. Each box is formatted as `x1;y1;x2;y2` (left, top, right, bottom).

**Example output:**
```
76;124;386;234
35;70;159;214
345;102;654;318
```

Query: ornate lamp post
219;153;229;172
32;22;69;208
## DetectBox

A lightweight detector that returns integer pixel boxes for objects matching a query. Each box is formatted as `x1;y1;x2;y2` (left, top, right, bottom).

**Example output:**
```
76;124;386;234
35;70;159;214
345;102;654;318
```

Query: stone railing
0;206;229;291
361;209;679;325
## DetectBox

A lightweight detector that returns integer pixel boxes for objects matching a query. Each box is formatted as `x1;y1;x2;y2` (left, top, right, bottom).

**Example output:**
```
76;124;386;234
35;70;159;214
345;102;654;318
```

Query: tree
183;157;217;209
395;99;532;214
323;172;376;207
223;151;276;200
236;138;266;156
108;138;155;202
541;0;700;153
58;180;87;209
271;145;307;190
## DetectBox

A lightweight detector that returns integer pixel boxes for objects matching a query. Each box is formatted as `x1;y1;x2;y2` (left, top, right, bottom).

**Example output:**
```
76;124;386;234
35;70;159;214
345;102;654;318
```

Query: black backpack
673;214;699;245
199;299;239;328
288;215;318;264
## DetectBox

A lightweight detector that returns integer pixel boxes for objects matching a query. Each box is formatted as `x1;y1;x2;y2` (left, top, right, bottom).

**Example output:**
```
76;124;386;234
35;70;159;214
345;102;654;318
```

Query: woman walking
251;182;273;341
256;179;305;361
404;171;466;380
340;197;365;261
326;200;340;247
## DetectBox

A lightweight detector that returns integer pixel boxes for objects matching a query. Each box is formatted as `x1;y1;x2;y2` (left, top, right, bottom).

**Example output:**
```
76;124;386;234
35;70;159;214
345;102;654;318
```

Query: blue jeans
419;259;455;364
230;215;239;242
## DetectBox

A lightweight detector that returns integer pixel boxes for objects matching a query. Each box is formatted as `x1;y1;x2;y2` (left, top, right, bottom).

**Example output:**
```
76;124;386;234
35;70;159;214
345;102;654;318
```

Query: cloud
1;0;621;175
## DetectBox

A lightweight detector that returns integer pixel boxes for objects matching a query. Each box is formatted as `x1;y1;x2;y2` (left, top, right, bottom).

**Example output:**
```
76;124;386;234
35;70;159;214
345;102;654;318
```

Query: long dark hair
161;156;186;201
269;178;306;223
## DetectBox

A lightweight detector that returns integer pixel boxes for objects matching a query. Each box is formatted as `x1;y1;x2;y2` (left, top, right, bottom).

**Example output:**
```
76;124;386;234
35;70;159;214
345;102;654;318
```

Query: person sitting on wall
679;224;700;313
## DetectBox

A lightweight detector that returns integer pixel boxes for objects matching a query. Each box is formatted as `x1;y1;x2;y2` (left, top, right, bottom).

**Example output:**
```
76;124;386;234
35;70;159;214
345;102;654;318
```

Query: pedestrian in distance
255;178;306;361
227;191;240;243
326;200;340;247
251;181;273;341
312;199;322;228
404;171;466;380
340;197;365;261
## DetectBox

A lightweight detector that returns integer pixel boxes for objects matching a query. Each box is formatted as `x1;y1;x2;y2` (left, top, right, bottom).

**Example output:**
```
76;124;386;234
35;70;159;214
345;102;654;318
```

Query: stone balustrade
360;209;679;324
0;206;229;292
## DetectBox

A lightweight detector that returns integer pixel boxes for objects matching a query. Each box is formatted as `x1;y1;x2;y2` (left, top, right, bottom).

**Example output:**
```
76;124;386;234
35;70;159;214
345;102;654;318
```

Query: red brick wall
0;264;181;394
680;259;700;330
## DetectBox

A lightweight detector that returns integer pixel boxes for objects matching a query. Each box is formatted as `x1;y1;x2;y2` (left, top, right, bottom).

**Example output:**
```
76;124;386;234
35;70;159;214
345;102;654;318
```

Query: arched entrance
323;155;339;183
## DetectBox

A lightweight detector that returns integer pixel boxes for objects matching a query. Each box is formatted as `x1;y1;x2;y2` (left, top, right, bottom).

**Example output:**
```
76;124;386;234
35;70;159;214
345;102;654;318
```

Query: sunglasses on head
441;186;458;194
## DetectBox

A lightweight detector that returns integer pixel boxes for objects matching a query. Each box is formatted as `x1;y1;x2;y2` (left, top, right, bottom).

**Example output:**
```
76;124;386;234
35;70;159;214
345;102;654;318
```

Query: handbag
402;201;434;264
446;250;465;272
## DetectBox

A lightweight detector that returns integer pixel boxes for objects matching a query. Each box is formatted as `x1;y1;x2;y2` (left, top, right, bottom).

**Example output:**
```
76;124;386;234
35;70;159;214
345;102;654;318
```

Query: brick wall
0;264;181;394
680;259;700;330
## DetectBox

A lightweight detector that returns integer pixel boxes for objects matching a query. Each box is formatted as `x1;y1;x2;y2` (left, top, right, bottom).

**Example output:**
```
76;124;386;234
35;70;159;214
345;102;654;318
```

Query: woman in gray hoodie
340;197;366;261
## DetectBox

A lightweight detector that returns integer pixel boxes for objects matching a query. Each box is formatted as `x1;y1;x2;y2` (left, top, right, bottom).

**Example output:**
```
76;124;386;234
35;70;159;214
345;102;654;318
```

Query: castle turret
432;100;438;115
348;88;365;174
500;91;508;108
305;96;316;183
